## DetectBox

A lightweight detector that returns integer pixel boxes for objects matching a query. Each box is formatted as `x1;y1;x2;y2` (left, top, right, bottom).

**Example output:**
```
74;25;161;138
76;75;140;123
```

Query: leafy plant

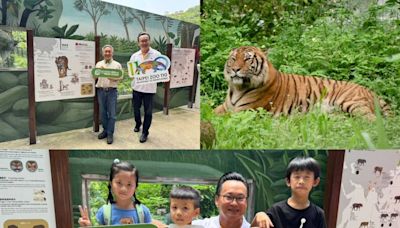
52;24;85;40
152;36;168;55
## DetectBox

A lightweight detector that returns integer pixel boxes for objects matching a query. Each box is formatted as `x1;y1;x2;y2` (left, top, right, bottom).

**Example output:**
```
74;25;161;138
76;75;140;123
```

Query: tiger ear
261;48;270;58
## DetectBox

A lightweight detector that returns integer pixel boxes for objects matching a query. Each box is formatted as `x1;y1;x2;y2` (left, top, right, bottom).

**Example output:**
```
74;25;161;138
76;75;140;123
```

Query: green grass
201;101;400;149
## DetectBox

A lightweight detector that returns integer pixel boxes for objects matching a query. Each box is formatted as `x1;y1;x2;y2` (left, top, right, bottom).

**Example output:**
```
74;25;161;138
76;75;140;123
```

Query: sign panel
0;149;56;228
127;55;170;85
170;48;196;89
336;150;400;228
33;37;95;102
91;68;123;78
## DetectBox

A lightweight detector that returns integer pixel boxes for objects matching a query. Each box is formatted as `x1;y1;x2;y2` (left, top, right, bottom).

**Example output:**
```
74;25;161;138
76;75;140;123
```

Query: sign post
27;29;36;144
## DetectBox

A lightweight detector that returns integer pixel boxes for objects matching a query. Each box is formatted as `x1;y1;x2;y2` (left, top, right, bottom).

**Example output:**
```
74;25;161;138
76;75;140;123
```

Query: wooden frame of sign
27;35;100;144
50;150;74;227
163;45;199;115
27;29;37;144
324;150;345;228
163;44;173;115
93;36;101;132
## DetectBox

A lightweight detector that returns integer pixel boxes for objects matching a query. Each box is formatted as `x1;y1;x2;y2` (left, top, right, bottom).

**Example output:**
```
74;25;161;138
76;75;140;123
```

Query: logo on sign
127;55;171;85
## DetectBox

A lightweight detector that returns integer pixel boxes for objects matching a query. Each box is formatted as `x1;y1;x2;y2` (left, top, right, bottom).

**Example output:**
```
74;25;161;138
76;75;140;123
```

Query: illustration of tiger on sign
214;46;390;119
55;56;70;78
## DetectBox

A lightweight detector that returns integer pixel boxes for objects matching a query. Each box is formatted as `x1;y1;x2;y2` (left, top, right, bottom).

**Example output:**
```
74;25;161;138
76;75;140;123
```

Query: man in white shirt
95;45;122;144
129;32;161;143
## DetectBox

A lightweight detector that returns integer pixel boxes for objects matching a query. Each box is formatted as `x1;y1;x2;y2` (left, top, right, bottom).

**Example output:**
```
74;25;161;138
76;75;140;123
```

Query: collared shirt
192;216;250;228
129;47;161;94
95;59;123;88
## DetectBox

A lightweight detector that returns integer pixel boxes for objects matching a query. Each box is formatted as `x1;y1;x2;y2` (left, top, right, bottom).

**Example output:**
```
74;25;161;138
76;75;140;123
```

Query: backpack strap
135;204;144;223
102;203;112;225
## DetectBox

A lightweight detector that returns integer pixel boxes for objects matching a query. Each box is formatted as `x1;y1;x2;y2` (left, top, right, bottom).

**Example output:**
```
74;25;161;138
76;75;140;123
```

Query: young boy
266;157;327;228
169;186;203;228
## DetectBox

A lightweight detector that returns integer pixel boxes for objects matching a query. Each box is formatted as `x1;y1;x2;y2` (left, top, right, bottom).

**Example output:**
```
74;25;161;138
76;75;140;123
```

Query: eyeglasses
221;194;247;203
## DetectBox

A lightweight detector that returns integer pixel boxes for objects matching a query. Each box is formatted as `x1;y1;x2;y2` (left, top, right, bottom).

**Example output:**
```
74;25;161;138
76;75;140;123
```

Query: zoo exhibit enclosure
0;28;199;145
0;0;200;144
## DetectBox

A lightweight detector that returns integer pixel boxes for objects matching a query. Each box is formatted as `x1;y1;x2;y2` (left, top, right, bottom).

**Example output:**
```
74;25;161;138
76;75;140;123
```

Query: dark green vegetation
201;0;400;149
88;182;216;225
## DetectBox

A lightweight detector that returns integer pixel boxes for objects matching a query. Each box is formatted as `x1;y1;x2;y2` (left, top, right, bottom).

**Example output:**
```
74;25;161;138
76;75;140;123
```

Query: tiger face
224;46;268;89
55;56;69;78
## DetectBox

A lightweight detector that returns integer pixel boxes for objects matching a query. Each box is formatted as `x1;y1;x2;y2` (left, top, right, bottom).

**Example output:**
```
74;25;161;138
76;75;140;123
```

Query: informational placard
170;48;196;89
127;55;170;85
336;150;400;228
33;37;95;102
0;149;56;228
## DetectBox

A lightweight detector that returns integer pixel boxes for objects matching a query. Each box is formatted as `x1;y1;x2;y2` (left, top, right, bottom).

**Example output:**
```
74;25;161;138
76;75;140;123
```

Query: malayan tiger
55;56;70;78
214;46;390;119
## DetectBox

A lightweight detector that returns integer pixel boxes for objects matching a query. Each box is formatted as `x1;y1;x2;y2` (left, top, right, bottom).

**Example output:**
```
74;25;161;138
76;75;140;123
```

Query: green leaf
66;24;79;38
168;32;175;39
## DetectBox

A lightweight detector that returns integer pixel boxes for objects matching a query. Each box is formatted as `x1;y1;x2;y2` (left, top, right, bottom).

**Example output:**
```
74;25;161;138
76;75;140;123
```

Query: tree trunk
123;23;130;41
94;20;97;36
1;0;7;25
19;8;34;27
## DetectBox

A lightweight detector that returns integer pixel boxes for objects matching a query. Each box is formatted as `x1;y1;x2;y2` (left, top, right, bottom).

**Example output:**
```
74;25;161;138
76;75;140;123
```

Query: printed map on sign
33;37;95;102
170;48;196;89
127;55;170;85
336;150;400;228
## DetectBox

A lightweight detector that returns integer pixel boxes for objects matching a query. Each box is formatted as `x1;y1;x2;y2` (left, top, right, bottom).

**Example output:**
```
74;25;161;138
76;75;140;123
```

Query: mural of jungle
69;150;328;227
0;0;199;142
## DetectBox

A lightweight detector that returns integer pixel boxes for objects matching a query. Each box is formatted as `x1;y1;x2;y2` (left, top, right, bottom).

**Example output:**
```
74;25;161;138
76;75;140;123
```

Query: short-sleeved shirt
267;200;327;228
129;47;161;94
96;203;152;225
192;215;250;228
95;59;123;88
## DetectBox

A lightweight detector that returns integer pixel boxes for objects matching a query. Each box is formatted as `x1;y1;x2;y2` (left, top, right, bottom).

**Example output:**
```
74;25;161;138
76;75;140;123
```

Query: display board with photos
33;37;95;102
170;48;196;89
0;149;56;228
336;150;400;228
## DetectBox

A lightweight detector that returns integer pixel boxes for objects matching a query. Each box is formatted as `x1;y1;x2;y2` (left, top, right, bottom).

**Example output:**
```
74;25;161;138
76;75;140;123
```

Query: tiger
214;46;390;119
55;56;70;78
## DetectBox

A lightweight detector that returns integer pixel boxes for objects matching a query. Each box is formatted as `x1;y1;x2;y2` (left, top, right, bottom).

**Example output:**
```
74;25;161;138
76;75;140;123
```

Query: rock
0;86;28;114
0;71;19;90
0;118;23;142
51;108;92;124
36;101;64;123
18;71;28;85
200;120;216;149
3;113;29;137
12;98;29;116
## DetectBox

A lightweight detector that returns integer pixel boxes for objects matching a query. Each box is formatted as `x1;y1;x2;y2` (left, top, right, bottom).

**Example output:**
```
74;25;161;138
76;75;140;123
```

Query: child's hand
78;205;92;227
251;212;274;228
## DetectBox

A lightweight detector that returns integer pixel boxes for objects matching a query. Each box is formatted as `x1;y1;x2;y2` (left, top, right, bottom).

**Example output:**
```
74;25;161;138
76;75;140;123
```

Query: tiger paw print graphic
81;83;93;95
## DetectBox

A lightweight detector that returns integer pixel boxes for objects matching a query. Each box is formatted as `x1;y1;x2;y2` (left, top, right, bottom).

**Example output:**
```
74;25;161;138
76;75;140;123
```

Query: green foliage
52;24;85;40
152;36;168;55
88;181;217;223
166;5;200;25
202;0;400;149
36;4;54;22
202;102;400;149
234;150;327;211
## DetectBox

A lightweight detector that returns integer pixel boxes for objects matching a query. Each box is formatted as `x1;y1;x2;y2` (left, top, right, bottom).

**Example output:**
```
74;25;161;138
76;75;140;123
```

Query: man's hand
251;212;274;228
78;205;92;227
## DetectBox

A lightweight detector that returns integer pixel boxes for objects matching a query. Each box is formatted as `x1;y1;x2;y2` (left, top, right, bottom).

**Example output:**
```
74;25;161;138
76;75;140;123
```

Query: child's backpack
102;203;144;225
